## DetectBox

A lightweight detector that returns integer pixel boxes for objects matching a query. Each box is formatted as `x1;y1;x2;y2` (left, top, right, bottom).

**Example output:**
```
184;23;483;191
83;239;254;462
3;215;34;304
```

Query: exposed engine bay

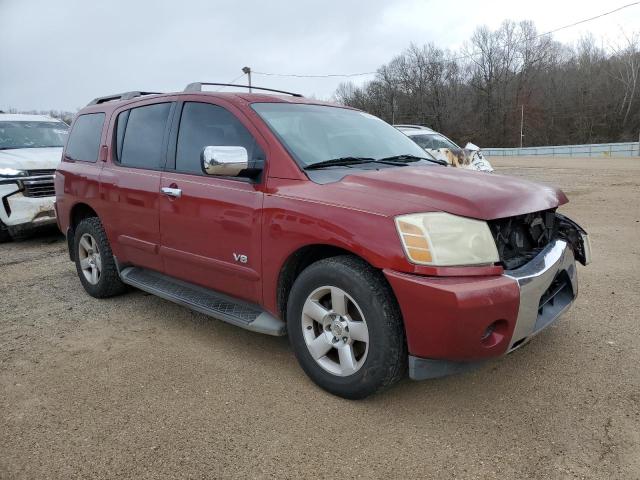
488;210;590;270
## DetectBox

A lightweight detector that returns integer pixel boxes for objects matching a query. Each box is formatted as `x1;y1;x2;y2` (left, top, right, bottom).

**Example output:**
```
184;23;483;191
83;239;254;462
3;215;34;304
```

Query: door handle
161;186;182;198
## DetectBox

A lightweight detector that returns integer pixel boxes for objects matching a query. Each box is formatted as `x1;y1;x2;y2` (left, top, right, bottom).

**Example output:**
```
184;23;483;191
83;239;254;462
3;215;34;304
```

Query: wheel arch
66;202;100;260
276;243;378;322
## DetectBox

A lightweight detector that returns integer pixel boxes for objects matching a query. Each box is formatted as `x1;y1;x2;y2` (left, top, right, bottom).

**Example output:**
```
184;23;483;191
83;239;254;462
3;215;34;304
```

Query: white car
394;124;493;172
0;114;69;241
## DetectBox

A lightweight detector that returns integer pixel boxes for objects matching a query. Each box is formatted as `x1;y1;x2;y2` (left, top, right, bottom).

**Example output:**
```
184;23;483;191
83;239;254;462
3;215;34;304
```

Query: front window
175;102;264;175
0;121;68;150
251;103;431;167
410;133;459;151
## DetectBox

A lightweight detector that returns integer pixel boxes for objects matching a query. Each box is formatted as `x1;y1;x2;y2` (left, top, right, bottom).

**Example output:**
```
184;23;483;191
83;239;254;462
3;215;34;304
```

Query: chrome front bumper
408;237;586;380
505;239;578;350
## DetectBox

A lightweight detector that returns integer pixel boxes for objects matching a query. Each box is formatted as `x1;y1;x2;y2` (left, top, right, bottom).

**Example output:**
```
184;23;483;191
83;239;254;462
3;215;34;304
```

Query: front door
158;101;266;304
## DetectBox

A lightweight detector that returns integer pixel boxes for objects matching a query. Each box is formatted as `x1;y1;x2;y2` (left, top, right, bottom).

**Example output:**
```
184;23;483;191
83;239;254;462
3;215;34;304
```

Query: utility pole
242;66;252;92
391;96;396;124
520;104;524;149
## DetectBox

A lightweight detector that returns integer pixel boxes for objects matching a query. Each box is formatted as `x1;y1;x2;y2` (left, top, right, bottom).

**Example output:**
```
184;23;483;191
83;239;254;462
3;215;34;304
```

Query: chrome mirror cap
201;146;249;176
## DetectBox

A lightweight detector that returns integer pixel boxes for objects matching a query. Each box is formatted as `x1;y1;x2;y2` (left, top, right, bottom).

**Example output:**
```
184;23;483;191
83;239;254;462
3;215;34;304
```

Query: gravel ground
1;156;639;479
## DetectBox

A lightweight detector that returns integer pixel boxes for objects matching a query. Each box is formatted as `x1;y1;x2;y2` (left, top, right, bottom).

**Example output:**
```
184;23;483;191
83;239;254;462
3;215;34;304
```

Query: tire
0;220;11;243
7;226;31;241
73;217;126;298
287;255;407;399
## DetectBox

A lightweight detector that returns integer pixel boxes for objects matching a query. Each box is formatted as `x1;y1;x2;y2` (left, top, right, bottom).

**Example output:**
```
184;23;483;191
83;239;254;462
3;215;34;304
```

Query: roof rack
184;82;303;97
87;91;162;106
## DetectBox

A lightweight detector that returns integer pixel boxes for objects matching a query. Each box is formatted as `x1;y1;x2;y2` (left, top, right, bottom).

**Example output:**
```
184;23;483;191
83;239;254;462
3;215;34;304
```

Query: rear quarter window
65;113;105;162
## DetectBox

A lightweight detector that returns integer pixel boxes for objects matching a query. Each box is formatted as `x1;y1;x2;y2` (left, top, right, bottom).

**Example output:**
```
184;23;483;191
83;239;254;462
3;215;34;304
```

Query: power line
450;1;640;62
534;1;640;38
448;2;640;62
251;2;640;78
252;70;376;78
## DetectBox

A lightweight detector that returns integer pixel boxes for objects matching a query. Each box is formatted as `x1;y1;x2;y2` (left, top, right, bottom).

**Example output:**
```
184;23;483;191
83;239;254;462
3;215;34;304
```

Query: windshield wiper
305;157;376;170
305;154;448;170
377;154;448;166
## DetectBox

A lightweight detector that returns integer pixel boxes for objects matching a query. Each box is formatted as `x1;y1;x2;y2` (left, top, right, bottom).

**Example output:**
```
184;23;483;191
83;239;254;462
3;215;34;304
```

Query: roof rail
87;91;162;106
393;124;431;130
184;82;303;97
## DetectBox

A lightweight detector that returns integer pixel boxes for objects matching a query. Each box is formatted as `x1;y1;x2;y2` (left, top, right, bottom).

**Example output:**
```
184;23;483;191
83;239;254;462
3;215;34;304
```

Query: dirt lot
1;156;639;479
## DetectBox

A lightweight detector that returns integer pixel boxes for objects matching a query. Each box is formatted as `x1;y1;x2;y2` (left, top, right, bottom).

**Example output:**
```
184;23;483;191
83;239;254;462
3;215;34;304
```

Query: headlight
0;168;27;178
395;212;499;266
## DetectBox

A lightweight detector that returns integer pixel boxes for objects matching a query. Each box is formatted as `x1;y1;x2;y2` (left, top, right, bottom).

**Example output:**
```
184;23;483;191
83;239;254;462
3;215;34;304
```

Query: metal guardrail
483;142;640;158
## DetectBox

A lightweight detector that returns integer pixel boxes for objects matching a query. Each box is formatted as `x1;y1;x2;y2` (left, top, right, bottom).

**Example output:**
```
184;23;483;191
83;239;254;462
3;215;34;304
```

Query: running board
119;267;286;336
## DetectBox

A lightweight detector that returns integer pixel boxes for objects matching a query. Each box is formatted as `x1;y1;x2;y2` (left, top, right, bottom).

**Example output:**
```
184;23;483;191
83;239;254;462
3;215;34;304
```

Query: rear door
158;100;266;304
99;101;175;271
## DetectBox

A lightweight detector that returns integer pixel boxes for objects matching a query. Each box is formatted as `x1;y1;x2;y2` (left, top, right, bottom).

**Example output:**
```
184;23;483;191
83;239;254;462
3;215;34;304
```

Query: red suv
55;83;591;399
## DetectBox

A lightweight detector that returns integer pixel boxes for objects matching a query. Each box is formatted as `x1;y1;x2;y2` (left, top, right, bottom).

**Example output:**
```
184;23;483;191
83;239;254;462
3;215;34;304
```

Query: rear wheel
73;217;126;298
287;255;407;399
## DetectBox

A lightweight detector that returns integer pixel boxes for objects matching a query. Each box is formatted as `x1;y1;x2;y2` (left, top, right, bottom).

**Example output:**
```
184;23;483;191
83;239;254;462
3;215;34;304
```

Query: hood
309;165;567;220
0;147;63;171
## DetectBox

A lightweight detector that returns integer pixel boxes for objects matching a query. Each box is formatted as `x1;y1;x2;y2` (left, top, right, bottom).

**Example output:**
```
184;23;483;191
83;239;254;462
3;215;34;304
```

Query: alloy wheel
301;286;370;376
78;233;102;285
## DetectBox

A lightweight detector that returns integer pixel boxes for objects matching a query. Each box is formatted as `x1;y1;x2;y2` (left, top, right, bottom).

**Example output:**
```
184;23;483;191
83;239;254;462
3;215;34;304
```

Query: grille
534;270;574;332
488;209;557;270
22;177;55;198
27;169;56;176
538;271;571;315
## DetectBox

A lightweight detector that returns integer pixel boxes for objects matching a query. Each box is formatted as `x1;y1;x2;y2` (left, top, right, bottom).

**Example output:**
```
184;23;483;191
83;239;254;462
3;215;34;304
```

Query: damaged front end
439;146;494;172
0;170;57;239
488;210;591;270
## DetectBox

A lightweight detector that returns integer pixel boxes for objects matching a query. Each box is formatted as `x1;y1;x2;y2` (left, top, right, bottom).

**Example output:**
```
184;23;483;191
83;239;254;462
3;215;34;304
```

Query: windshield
0;121;69;150
409;133;459;151
251;103;432;167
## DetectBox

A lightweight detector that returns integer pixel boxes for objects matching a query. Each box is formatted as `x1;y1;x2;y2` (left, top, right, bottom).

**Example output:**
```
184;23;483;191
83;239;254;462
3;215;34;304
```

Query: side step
119;267;286;336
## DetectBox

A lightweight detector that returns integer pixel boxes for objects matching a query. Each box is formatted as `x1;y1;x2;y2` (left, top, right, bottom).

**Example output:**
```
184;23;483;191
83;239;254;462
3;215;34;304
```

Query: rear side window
117;103;172;169
175;102;265;175
65;113;105;162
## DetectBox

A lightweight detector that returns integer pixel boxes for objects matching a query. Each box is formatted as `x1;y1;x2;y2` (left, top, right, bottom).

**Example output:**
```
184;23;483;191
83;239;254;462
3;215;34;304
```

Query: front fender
261;193;404;314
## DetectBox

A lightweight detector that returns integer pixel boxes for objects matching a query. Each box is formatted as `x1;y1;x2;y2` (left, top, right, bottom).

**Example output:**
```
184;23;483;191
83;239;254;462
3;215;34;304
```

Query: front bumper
505;239;577;350
0;182;56;228
384;238;582;380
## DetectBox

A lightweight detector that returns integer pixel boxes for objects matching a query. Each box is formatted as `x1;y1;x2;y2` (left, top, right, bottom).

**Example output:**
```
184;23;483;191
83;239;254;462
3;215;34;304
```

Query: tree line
334;21;640;148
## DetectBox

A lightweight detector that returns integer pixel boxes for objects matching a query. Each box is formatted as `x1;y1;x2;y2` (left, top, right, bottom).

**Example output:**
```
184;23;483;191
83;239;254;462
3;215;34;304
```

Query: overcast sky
2;0;639;111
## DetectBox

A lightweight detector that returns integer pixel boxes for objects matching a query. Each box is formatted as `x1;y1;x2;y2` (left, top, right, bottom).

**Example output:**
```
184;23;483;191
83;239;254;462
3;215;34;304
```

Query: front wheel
0;220;10;243
287;256;407;399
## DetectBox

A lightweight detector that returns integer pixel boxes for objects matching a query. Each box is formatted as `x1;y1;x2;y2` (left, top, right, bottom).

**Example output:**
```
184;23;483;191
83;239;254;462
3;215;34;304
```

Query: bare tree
334;20;640;147
609;32;640;129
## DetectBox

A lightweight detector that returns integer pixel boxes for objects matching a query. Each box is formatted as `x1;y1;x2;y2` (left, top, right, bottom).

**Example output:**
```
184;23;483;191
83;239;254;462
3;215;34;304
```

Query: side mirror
464;142;480;151
201;146;249;176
